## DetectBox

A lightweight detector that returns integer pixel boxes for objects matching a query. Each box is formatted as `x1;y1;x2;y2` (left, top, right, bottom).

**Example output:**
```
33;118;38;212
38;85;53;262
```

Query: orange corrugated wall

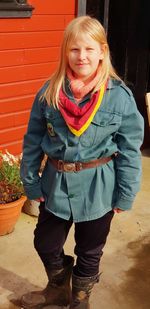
0;0;76;155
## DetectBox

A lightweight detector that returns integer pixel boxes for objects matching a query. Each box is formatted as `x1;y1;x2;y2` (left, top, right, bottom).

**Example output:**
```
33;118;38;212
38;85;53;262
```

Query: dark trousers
34;203;114;277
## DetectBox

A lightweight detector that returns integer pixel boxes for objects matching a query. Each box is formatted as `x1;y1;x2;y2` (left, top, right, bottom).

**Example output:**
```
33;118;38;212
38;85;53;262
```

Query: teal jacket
20;78;144;222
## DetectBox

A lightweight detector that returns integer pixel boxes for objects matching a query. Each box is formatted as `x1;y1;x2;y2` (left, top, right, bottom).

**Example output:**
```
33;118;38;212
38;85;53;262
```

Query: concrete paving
0;149;150;309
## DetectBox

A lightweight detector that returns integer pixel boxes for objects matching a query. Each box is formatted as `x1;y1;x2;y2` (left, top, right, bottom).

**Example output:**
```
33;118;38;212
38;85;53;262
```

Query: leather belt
49;155;115;173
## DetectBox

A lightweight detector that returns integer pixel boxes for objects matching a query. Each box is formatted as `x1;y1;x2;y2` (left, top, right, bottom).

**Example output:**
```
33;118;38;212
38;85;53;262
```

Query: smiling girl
20;16;144;309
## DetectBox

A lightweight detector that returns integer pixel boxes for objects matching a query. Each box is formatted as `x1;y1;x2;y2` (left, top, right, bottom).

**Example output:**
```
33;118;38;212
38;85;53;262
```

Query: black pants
34;203;114;277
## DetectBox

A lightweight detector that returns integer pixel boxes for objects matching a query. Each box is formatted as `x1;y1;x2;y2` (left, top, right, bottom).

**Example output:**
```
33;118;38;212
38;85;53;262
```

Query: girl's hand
113;208;124;213
34;197;45;202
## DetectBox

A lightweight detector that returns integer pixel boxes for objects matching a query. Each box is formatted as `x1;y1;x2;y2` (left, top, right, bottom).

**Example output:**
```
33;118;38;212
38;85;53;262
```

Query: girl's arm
113;92;144;211
20;90;47;200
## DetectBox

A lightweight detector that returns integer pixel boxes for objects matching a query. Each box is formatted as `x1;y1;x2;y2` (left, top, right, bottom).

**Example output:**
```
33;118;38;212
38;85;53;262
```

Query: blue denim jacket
20;78;144;222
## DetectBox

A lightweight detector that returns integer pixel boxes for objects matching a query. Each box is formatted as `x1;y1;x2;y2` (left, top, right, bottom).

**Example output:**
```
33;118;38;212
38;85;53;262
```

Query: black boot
69;273;100;309
21;255;74;309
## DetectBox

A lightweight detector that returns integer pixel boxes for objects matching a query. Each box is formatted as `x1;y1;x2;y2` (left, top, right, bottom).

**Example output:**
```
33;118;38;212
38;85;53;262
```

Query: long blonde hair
43;15;120;108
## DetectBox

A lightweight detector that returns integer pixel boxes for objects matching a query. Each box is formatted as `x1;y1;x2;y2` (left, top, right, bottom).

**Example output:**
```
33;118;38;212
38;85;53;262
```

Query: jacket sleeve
20;91;47;200
114;91;144;210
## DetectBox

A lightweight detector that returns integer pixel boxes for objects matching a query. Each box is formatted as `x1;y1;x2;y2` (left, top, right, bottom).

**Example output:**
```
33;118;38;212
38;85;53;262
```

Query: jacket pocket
44;107;67;140
80;111;122;147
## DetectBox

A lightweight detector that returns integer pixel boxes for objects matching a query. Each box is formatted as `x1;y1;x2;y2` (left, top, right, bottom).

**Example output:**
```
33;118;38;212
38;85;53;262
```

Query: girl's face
67;33;104;82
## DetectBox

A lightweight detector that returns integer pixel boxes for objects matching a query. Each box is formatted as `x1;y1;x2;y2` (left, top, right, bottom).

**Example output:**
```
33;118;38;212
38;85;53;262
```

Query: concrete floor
0;149;150;309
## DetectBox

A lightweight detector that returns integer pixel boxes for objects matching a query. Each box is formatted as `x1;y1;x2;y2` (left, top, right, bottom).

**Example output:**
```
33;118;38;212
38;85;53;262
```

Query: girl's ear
99;44;106;60
99;51;104;60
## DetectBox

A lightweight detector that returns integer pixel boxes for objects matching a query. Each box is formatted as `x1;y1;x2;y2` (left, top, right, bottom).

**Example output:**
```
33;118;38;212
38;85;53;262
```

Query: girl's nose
78;49;86;60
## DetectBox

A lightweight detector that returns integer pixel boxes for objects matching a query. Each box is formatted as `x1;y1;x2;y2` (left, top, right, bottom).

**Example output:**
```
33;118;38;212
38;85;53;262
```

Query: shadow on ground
0;267;40;307
119;234;150;309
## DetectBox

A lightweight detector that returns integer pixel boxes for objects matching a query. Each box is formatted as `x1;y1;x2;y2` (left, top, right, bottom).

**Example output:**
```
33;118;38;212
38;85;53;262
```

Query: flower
0;150;24;204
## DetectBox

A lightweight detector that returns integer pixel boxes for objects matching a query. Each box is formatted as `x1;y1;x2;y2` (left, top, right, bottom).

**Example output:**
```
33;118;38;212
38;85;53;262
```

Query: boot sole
21;299;70;308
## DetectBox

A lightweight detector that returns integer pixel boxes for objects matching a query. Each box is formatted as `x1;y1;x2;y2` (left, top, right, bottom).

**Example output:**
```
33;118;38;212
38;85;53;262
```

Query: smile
76;63;89;66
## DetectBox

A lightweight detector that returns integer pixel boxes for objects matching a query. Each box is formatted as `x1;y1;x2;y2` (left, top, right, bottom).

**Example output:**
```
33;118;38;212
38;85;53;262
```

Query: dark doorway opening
86;0;150;147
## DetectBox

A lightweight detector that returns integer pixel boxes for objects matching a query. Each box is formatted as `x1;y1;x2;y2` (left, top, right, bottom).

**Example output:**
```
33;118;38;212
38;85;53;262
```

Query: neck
73;72;97;84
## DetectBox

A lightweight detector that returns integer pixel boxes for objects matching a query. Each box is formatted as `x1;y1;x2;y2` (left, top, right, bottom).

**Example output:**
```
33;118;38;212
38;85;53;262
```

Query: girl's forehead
69;32;98;46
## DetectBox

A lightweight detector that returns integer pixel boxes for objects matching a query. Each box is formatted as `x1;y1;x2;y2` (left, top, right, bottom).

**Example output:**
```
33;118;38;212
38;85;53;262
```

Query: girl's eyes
70;48;94;51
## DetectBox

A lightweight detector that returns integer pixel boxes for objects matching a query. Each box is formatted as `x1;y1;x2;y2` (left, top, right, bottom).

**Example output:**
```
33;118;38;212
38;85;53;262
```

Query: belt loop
58;160;64;172
76;162;82;172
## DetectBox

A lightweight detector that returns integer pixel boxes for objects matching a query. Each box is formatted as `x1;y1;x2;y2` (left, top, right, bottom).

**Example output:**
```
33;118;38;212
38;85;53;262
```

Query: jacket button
68;142;73;146
68;194;74;198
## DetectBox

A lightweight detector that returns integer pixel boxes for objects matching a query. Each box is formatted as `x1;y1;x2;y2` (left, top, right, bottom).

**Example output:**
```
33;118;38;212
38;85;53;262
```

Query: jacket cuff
114;196;134;211
24;183;43;200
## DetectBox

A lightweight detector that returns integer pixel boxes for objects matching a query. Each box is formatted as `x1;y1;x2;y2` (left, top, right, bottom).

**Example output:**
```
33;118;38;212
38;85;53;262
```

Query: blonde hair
43;15;120;108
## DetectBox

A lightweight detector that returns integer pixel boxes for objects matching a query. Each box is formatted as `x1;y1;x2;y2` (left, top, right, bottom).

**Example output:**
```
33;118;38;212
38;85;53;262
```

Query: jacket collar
107;78;122;90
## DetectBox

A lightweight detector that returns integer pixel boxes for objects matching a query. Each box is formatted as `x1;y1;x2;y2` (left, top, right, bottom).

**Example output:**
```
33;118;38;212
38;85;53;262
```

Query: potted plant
0;150;26;236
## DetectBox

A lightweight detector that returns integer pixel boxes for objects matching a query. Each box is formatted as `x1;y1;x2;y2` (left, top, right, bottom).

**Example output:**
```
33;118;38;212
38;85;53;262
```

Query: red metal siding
0;0;75;154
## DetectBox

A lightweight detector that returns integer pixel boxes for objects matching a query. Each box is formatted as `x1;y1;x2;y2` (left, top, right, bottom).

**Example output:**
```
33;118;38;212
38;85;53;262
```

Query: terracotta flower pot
0;196;27;236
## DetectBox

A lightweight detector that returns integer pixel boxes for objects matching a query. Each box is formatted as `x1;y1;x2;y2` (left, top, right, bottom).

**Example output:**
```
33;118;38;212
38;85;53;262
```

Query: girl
20;16;144;309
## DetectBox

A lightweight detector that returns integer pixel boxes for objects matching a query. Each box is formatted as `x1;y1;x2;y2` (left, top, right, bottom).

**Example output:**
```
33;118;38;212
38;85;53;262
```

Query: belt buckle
64;162;75;172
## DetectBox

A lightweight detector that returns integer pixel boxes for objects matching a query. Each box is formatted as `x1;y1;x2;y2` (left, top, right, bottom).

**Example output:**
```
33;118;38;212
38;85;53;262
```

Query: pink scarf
67;66;101;102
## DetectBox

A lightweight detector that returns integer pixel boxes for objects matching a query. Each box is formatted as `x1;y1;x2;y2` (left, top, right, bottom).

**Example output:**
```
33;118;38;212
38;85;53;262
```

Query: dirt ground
0;149;150;309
